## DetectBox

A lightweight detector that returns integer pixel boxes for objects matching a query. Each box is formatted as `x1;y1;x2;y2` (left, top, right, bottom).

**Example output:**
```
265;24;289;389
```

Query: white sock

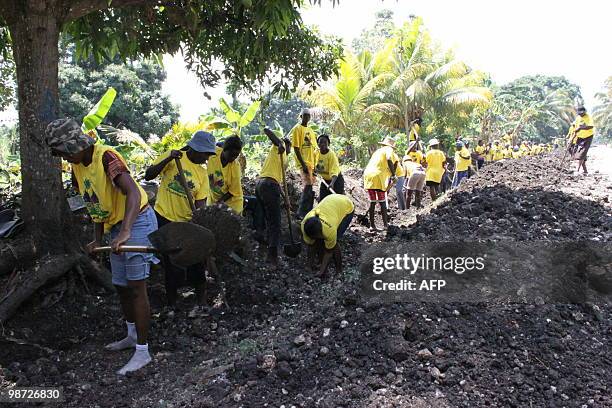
105;321;137;351
117;344;151;375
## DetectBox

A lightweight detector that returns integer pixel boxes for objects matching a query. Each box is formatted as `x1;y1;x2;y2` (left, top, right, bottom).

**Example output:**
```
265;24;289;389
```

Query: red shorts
367;189;387;202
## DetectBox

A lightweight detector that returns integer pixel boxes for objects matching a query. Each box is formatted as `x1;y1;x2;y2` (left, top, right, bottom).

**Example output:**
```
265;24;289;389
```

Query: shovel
174;156;196;212
320;177;336;195
279;154;302;258
93;222;215;267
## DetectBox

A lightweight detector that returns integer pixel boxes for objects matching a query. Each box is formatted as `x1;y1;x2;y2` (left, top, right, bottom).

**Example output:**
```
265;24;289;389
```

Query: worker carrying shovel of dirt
253;127;292;267
291;108;317;218
144;130;216;312
45;118;158;375
363;136;399;231
314;134;344;201
301;194;354;279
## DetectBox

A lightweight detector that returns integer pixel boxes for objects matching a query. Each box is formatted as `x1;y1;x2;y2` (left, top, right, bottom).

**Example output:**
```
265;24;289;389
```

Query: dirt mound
192;204;242;256
393;155;612;242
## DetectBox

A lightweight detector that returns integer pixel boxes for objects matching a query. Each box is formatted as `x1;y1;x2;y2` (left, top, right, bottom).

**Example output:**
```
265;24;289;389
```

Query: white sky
164;0;611;121
1;0;610;124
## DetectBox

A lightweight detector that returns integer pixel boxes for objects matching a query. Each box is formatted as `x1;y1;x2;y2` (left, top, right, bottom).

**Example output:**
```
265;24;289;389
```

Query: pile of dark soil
394;155;611;241
192;204;243;257
1;153;611;408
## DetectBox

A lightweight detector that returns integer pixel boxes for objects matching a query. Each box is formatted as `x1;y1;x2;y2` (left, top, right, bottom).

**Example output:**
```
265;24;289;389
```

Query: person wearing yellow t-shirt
409;118;422;142
396;141;422;210
475;140;486;169
571;106;595;174
290;108;317;218
502;131;513;146
424;138;446;200
301;194;354;278
46;118;156;376
145;130;216;309
403;155;426;208
452;141;471;189
253;128;292;266
502;144;512;159
511;146;521;159
314;134;344;201
207;136;244;214
363;137;398;231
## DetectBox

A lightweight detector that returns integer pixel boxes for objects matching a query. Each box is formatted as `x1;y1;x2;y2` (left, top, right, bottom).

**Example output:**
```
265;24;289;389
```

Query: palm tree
304;51;390;160
366;19;492;136
593;77;612;140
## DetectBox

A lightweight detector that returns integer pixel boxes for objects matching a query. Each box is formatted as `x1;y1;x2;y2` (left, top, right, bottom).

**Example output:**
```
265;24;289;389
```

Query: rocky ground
1;150;611;408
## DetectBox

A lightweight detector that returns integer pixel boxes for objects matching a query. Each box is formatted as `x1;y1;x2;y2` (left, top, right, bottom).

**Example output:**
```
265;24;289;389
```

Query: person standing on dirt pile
207;135;244;214
475;140;486;169
491;141;503;161
363;136;398;231
45;118;157;376
571;106;595;175
314;134;344;201
144;131;216;310
291;108;317;218
424;138;446;200
403;155;427;208
503;143;512;159
452;141;471;188
301;194;354;278
254;128;291;267
511;145;521;159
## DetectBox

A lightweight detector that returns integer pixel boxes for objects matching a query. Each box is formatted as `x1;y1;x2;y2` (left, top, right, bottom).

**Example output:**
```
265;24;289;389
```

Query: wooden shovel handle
174;157;196;212
92;246;157;253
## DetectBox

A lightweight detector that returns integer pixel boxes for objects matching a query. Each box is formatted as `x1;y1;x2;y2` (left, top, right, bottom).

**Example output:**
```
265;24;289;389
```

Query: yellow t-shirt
153;150;209;222
455;147;471;172
475;145;486;155
511;150;522;159
363;146;398;190
290;124;316;170
408;150;424;165
492;146;504;161
425;149;445;183
503;148;512;159
314;149;340;181
409;123;421;142
301;194;354;249
207;146;244;214
72;145;148;233
573;114;594;139
259;145;287;184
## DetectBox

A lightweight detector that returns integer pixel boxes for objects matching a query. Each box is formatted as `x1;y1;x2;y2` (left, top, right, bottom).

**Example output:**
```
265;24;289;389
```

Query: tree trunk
9;8;68;252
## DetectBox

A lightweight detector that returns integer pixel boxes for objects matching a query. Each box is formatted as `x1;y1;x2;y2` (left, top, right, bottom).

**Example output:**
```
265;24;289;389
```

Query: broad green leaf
218;98;241;123
82;87;117;132
208;117;231;129
238;100;261;127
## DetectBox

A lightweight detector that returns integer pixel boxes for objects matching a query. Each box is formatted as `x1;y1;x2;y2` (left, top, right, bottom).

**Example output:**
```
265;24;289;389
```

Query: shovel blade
283;243;302;258
148;222;215;266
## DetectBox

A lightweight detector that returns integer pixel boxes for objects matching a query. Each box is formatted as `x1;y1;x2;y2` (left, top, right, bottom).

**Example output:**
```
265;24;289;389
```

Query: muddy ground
1;150;611;408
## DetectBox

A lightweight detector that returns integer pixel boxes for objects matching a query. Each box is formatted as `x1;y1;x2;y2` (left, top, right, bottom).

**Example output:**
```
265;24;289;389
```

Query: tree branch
66;0;157;22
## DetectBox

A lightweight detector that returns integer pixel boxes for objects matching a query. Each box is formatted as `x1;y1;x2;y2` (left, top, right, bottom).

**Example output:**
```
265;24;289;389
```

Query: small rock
417;348;433;360
430;367;444;380
433;347;444;356
320;347;329;355
452;309;460;316
323;328;331;337
293;335;306;346
340;320;349;328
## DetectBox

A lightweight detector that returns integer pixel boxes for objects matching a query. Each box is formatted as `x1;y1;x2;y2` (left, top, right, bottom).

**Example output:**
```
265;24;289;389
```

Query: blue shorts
110;206;159;287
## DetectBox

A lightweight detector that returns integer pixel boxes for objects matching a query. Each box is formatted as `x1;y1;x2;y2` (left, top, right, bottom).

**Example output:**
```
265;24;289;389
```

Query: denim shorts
110;206;159;286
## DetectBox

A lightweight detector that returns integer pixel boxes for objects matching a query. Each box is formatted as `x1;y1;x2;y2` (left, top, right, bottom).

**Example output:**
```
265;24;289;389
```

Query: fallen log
0;253;85;324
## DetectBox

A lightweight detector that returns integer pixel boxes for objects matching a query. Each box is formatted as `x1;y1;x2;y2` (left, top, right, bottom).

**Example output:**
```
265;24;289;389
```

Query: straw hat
428;138;439;147
378;136;396;148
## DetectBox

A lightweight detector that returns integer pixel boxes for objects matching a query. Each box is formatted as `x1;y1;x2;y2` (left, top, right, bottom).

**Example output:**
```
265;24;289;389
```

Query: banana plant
81;87;117;137
206;98;261;137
